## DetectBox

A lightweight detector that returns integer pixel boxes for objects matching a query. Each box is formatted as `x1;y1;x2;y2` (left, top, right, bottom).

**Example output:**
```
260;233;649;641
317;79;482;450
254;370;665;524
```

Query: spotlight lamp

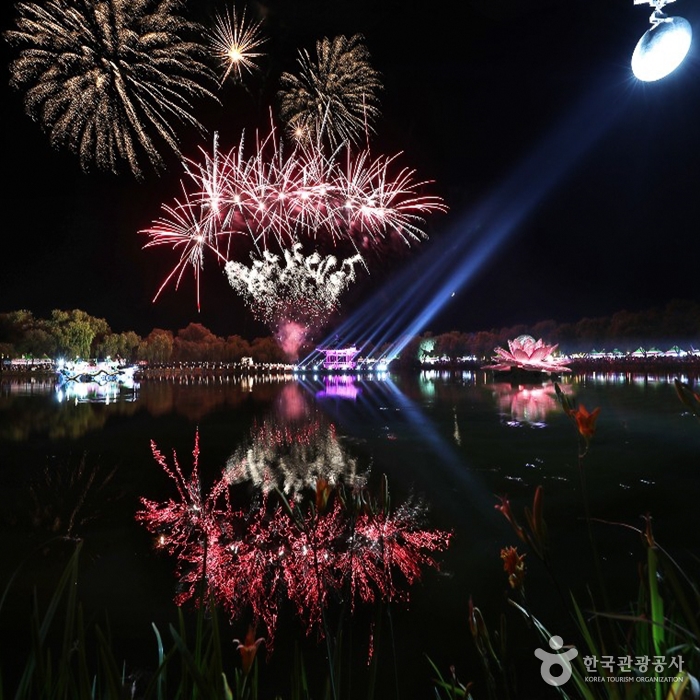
632;0;692;81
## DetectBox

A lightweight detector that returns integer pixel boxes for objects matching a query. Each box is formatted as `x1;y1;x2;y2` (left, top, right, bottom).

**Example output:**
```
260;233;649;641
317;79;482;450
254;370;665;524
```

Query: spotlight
632;0;692;81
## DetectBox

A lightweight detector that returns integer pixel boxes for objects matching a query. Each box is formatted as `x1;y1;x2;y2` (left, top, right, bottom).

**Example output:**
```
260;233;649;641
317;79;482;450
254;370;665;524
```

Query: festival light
632;0;692;81
481;335;571;375
306;81;626;367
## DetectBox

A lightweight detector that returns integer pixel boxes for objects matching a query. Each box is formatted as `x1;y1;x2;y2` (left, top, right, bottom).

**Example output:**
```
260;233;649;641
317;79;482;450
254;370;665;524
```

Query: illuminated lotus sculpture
482;335;571;375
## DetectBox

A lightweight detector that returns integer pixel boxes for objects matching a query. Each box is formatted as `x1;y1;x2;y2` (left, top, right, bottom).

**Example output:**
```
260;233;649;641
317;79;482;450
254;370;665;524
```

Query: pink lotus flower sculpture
482;335;571;375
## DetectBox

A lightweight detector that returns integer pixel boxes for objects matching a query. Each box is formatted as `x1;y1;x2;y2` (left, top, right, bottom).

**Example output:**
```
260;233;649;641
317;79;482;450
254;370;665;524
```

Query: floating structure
317;346;359;372
481;335;571;379
56;359;137;386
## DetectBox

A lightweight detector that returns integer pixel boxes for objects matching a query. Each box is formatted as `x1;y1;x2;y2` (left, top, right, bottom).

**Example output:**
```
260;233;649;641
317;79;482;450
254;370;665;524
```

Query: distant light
632;15;692;81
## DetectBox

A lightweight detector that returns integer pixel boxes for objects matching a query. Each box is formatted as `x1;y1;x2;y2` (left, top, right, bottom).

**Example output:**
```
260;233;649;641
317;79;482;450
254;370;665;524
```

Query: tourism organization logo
534;634;687;688
534;635;578;686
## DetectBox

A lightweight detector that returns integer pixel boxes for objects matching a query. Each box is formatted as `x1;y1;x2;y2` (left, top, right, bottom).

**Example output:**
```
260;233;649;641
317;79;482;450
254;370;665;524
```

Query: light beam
305;80;628;366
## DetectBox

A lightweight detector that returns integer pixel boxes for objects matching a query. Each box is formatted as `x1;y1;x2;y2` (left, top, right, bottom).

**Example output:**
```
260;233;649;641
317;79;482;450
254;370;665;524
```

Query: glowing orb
632;16;692;82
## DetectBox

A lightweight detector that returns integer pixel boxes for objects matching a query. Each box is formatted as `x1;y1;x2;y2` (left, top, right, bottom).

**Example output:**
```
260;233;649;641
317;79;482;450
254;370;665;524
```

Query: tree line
1;299;699;365
0;310;288;364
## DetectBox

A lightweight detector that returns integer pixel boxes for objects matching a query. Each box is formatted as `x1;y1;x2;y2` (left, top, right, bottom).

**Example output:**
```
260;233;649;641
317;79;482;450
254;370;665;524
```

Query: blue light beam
309;80;627;364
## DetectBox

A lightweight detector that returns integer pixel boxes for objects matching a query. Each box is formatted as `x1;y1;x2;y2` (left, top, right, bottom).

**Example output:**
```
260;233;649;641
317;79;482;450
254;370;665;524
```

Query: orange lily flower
494;494;526;544
315;477;332;514
500;546;526;590
571;403;601;440
524;485;548;561
233;625;265;675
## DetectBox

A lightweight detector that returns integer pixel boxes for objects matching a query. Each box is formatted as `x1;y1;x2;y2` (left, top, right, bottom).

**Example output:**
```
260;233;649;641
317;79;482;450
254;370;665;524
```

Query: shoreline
2;357;700;381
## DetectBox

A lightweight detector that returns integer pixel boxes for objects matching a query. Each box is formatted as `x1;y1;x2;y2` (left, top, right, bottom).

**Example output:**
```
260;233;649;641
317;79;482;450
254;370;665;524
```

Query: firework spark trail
278;34;382;148
208;4;267;85
5;0;218;178
184;128;445;251
136;430;451;648
142;183;231;311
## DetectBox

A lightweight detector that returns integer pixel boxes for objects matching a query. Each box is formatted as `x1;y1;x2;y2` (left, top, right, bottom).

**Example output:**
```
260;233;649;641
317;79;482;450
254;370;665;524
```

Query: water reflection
0;386;140;441
56;380;139;405
226;382;367;494
0;377;56;396
314;374;363;401
490;381;572;427
581;370;692;385
0;375;298;439
4;368;700;694
137;423;451;649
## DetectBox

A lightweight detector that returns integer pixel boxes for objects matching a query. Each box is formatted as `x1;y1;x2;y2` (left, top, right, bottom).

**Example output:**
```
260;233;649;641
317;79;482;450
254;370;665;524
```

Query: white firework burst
207;4;267;85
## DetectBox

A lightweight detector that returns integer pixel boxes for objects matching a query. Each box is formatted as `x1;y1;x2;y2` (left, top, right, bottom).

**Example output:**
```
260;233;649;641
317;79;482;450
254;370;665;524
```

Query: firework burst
144;126;444;278
141;182;231;311
4;0;218;178
225;243;363;349
278;34;382;148
143;126;444;352
207;4;267;85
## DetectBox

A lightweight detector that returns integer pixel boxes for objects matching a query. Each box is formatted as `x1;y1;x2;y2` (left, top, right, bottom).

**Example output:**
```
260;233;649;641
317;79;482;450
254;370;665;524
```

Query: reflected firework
5;0;218;178
226;382;366;494
226;414;364;495
208;5;267;85
136;428;451;648
278;34;382;147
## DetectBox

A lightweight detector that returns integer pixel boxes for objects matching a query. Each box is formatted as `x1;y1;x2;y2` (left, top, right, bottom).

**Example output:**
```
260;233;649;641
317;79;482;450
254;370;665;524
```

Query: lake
1;369;699;698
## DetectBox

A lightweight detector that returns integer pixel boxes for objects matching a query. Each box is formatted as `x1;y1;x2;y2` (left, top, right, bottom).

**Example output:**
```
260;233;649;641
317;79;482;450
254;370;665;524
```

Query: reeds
430;381;700;699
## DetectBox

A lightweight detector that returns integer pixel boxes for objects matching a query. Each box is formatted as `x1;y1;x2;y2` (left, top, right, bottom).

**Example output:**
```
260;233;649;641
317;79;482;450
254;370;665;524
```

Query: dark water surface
1;370;699;697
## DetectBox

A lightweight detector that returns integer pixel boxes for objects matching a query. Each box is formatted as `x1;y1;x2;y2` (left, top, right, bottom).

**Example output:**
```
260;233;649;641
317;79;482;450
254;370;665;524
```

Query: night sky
2;0;700;340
